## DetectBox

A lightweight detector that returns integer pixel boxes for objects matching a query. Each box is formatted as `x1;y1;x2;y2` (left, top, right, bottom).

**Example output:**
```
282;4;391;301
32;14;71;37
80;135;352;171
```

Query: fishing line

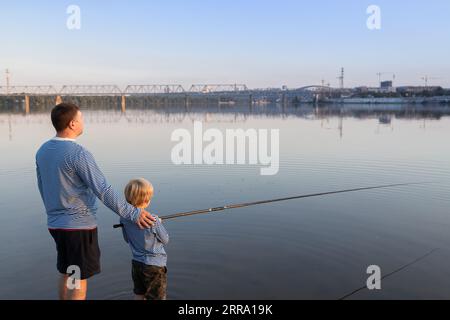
338;248;439;300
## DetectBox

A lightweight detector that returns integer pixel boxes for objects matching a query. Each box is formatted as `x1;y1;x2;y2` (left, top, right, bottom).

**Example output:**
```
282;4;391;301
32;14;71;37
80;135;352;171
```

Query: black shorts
132;260;168;300
49;228;101;280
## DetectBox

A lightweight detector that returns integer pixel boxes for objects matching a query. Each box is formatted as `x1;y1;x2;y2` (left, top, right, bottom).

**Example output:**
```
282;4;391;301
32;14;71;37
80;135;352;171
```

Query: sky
1;0;450;89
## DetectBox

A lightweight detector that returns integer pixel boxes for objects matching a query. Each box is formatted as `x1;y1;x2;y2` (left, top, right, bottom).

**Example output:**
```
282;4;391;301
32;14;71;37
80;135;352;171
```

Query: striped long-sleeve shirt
121;215;169;267
35;137;142;230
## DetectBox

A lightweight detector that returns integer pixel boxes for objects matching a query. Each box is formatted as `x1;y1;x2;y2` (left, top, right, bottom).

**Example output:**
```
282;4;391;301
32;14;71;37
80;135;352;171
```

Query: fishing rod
338;248;439;300
113;182;428;229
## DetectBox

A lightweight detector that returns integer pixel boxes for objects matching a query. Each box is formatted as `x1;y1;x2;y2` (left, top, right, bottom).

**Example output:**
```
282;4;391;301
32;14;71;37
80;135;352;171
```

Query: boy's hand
153;215;163;224
137;209;156;229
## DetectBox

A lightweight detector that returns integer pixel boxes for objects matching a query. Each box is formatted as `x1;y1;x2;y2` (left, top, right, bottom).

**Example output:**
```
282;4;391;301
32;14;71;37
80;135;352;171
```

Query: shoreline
323;96;450;105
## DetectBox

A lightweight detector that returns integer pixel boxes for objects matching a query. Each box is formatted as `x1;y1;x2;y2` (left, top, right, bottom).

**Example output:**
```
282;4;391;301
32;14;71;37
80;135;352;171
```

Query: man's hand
137;209;156;229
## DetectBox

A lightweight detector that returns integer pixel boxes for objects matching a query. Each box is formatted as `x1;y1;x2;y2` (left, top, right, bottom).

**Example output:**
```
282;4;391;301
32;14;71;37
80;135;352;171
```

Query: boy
121;178;169;300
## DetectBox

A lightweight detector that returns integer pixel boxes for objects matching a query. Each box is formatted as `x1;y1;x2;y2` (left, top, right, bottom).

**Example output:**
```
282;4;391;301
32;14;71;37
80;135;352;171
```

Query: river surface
1;103;450;299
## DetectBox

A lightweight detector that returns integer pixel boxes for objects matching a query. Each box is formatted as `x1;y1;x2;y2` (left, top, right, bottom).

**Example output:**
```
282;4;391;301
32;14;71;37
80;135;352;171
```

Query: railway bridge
0;84;336;113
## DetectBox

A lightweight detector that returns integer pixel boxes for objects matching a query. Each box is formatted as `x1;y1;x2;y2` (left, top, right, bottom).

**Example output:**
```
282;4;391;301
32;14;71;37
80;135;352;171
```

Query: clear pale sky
1;0;449;89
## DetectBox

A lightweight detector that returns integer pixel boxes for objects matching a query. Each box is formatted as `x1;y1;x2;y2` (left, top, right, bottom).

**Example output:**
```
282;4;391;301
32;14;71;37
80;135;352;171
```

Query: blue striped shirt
121;216;169;267
35;137;142;229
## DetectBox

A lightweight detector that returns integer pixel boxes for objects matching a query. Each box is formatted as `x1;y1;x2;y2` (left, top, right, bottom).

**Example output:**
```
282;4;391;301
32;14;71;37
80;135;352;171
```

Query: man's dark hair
51;103;80;132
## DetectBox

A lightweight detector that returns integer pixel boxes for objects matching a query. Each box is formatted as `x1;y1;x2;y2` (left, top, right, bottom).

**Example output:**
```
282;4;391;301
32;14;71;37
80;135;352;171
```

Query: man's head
51;103;84;137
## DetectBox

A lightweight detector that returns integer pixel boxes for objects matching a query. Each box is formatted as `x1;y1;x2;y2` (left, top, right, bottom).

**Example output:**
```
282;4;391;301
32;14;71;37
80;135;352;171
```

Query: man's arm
74;147;155;228
36;162;44;202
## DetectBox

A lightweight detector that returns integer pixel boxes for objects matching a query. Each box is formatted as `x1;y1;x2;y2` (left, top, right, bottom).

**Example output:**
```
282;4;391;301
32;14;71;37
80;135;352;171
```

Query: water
1;104;450;300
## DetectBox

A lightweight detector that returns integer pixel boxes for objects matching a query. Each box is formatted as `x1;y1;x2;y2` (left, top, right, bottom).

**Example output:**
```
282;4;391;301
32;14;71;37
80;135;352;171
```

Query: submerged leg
58;274;88;300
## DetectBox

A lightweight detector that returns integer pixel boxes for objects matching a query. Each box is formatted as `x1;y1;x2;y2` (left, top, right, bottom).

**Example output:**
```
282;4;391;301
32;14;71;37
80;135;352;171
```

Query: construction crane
337;68;344;89
421;76;441;87
376;72;396;86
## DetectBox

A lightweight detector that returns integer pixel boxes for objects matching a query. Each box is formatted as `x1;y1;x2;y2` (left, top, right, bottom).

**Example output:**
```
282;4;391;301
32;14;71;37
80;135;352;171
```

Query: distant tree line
352;87;450;98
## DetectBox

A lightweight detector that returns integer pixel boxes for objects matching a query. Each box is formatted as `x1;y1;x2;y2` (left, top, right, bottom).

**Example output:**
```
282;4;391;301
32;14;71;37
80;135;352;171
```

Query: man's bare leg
58;274;68;300
58;274;88;300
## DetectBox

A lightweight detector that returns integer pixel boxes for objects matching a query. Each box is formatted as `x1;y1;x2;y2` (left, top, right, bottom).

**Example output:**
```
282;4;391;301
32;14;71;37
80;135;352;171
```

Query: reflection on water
2;103;450;140
1;104;450;299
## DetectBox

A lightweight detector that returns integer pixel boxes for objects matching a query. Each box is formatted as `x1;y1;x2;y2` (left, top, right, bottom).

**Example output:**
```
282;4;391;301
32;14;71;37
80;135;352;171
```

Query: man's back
36;138;98;229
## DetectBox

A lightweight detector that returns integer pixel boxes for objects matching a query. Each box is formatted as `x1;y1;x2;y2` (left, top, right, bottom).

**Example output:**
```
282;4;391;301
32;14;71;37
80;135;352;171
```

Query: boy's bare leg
134;295;145;300
58;274;88;300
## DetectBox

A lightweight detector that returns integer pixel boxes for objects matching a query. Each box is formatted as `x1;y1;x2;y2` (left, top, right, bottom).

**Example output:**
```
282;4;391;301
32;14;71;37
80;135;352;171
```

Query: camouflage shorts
132;260;167;300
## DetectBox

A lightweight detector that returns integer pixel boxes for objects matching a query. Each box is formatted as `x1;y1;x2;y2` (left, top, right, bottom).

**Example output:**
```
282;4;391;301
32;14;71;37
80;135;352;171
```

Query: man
35;103;156;300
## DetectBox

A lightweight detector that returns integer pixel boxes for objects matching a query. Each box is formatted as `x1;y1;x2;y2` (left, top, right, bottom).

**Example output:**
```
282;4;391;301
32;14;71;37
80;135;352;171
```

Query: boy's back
121;216;169;267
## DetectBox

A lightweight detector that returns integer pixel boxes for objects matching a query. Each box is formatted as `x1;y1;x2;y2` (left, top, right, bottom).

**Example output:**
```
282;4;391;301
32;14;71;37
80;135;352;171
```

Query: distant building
355;81;395;94
380;81;393;89
354;86;369;93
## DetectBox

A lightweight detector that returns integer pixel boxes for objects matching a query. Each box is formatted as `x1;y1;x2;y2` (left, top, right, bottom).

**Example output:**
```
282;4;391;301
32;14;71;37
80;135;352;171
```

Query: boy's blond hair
124;178;154;208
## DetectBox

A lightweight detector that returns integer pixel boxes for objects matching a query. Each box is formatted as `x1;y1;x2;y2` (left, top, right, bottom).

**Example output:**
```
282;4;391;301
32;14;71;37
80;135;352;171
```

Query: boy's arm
151;217;169;245
121;225;130;244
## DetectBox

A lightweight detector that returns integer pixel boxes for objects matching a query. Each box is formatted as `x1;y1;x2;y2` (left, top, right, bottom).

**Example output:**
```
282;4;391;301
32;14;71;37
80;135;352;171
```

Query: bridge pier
281;93;288;108
56;95;62;105
313;94;319;105
24;95;30;114
185;94;190;109
121;95;126;113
